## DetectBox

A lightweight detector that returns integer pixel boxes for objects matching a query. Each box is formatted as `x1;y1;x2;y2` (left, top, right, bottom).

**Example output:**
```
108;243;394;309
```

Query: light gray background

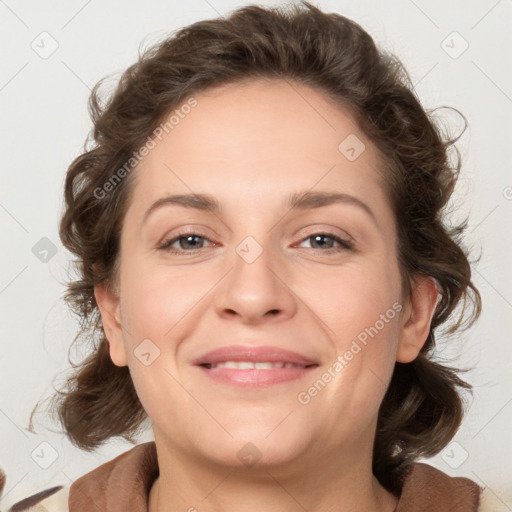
1;0;511;510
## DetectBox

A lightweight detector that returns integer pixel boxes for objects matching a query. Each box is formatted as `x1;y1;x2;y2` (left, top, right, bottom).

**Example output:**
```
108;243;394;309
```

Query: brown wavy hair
30;0;481;495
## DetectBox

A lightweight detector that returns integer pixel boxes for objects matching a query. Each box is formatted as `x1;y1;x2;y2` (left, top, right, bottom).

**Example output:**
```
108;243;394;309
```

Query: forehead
127;78;389;223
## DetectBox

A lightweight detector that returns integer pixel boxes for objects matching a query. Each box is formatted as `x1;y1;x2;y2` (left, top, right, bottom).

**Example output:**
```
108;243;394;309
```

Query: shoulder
68;441;158;511
396;462;484;511
0;443;158;511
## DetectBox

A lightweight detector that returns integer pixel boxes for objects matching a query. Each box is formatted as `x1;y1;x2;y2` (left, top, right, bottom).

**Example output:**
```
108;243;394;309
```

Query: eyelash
158;230;353;254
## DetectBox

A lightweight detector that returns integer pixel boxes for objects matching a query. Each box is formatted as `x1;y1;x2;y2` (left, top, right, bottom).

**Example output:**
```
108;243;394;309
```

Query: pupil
182;235;202;249
313;235;332;249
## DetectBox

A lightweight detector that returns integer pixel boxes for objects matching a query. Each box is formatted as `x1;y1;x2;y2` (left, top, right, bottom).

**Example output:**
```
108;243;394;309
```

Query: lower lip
196;365;318;388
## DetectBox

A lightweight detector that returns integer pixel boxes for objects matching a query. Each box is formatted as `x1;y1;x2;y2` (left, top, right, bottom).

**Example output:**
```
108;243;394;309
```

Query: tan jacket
64;442;482;511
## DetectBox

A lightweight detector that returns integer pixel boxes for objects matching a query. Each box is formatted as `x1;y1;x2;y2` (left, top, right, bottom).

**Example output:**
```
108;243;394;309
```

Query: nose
214;238;298;326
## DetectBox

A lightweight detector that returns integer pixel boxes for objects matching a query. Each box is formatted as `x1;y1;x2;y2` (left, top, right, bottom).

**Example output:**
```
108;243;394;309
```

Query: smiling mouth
201;361;316;370
197;360;319;388
193;344;320;387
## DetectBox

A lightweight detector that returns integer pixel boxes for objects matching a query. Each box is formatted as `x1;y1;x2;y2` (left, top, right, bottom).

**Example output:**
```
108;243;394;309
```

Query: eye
158;230;353;254
158;231;215;253
296;232;353;252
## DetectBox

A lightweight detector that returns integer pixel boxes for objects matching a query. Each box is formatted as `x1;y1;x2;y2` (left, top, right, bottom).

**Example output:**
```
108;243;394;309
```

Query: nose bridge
215;231;297;321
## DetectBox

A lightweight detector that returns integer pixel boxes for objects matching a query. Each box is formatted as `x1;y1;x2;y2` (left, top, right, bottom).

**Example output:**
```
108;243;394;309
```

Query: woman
29;1;483;510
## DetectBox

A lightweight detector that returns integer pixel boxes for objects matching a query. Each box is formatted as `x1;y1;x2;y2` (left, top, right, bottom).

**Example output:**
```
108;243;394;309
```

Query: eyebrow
142;190;377;225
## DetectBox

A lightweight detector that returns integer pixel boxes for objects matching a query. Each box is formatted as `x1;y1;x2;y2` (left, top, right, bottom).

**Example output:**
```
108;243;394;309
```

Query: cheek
305;260;402;401
314;280;401;430
307;263;400;339
120;258;205;341
117;260;191;414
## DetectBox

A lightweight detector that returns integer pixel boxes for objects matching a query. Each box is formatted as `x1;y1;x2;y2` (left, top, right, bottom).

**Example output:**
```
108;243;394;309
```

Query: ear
94;282;128;367
396;276;439;363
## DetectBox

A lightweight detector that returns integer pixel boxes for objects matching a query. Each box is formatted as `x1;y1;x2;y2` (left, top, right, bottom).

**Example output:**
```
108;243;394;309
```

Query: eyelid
294;224;355;245
158;228;215;252
296;233;353;250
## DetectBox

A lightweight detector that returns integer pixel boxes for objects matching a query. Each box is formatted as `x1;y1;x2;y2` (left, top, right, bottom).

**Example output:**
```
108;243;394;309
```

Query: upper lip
193;345;319;367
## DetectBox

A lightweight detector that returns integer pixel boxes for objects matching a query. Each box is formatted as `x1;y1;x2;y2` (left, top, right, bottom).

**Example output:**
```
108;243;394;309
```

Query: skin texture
95;78;438;512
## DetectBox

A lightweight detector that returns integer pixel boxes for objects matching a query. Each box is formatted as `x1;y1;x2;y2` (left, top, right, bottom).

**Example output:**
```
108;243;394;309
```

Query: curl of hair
31;1;481;495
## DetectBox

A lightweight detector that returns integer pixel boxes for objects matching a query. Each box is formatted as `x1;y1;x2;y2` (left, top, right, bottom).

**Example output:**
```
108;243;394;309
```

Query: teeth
207;361;304;370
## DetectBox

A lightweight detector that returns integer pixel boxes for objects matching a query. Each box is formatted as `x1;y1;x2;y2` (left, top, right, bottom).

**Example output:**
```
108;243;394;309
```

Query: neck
148;432;398;512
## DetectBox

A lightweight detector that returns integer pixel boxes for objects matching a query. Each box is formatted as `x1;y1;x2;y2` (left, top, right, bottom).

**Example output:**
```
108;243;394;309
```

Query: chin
200;427;311;471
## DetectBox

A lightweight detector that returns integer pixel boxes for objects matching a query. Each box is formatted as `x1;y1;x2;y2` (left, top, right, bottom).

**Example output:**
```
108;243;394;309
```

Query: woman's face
97;78;435;469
